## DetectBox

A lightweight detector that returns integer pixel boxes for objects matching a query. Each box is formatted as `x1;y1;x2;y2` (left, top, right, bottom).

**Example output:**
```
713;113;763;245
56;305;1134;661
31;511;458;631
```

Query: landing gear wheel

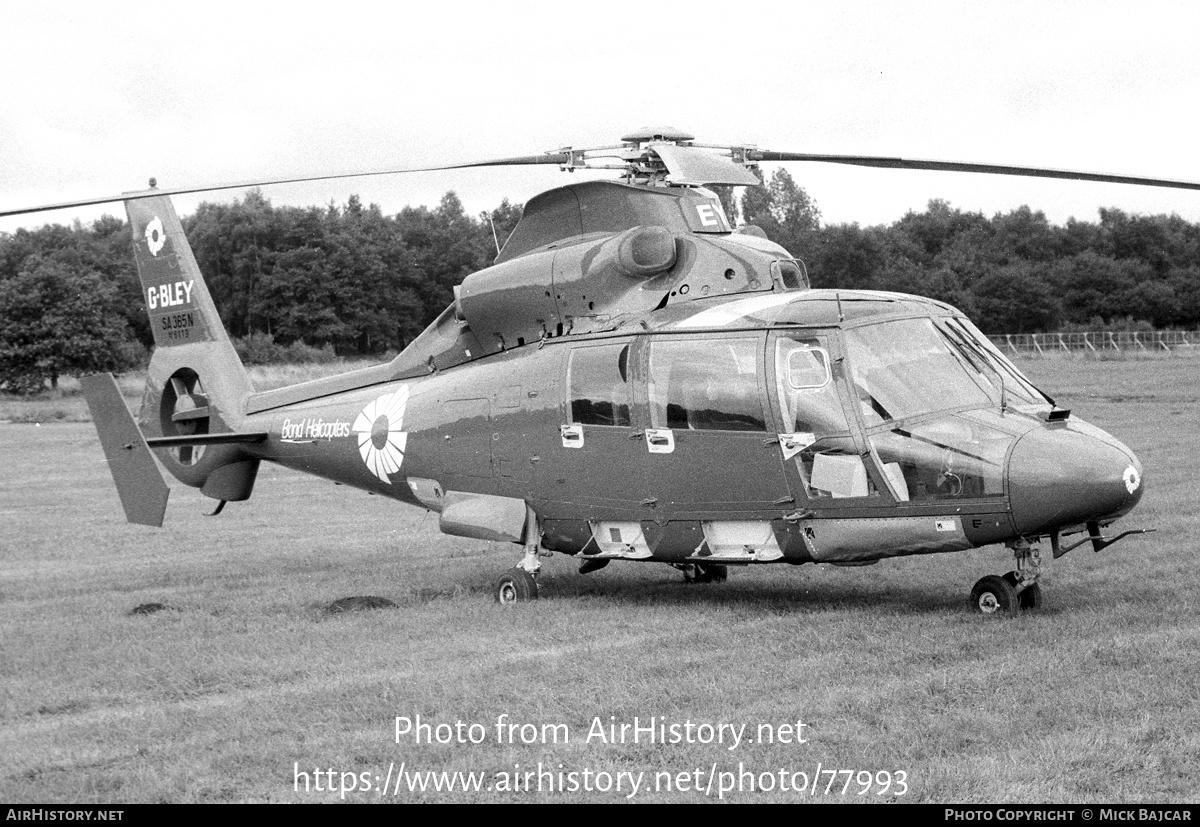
969;575;1018;616
495;569;538;605
1003;571;1043;610
694;563;728;584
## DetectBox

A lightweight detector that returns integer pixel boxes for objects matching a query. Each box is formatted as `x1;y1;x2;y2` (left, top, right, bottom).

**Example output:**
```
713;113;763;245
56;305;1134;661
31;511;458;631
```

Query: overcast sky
3;1;1200;234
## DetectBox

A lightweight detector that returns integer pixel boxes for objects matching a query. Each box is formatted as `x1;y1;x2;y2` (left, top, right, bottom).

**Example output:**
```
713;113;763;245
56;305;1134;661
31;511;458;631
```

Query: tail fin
123;192;260;501
126;192;248;369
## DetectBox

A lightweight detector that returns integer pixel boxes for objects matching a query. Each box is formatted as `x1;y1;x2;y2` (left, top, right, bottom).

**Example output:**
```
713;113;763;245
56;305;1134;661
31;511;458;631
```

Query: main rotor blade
747;151;1200;192
0;153;571;219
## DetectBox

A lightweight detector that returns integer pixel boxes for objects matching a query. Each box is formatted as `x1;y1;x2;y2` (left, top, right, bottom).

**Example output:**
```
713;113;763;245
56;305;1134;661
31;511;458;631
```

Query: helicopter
7;126;1187;614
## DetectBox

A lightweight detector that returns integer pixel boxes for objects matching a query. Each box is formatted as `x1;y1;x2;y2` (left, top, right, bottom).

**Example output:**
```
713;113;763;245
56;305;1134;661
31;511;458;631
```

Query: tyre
495;569;538;604
694;563;728;583
1002;571;1043;610
969;574;1018;616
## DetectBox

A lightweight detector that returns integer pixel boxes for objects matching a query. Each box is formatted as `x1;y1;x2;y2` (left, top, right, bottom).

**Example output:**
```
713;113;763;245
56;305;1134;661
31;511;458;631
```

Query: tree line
2;173;1199;392
736;169;1200;334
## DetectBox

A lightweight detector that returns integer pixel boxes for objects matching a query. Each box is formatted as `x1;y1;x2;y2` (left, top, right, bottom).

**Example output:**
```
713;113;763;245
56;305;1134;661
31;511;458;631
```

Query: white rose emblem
353;387;410;483
145;217;166;256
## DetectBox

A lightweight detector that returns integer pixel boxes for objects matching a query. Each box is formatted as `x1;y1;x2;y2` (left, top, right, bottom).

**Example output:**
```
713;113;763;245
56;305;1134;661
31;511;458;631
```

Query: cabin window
567;343;631;426
648;338;766;431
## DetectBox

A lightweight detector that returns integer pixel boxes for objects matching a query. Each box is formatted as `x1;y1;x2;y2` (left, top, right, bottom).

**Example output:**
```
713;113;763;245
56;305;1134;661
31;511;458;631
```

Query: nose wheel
495;569;538;604
673;562;729;583
495;539;544;605
1003;571;1042;609
969;540;1043;615
970;575;1019;616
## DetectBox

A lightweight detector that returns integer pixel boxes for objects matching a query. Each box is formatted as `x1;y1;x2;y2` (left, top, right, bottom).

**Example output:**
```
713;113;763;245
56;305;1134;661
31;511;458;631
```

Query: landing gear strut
969;539;1042;615
495;537;544;605
674;562;729;584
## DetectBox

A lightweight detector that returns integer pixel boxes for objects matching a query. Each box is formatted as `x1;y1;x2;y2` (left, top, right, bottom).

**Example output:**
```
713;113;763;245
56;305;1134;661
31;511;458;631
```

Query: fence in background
987;330;1199;356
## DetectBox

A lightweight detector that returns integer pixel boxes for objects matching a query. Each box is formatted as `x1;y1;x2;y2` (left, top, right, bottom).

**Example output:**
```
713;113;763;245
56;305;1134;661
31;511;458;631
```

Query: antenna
487;212;501;255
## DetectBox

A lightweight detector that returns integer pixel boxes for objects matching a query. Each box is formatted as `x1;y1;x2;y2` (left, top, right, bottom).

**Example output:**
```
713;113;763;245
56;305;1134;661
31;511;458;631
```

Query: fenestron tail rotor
166;373;209;466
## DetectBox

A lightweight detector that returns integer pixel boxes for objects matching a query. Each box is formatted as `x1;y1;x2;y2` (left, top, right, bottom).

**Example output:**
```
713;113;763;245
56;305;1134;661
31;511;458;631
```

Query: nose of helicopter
1007;424;1144;537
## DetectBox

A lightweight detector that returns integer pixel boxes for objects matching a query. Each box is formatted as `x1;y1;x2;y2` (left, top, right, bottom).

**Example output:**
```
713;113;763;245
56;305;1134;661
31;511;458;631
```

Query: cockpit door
768;331;893;510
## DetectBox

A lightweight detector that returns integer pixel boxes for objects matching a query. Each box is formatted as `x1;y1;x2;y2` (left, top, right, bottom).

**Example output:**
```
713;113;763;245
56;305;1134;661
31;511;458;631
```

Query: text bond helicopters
11;126;1188;614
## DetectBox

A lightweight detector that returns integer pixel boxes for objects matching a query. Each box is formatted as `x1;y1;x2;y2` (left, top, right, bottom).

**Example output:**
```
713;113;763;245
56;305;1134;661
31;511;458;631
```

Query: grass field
1;356;1198;803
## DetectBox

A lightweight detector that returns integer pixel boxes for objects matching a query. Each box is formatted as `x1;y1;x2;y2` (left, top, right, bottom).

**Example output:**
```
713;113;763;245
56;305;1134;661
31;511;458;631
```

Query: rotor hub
620;126;695;144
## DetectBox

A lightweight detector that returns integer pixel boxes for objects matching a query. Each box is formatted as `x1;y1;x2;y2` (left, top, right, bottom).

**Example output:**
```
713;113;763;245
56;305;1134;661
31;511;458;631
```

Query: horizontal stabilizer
146;432;267;448
80;373;170;527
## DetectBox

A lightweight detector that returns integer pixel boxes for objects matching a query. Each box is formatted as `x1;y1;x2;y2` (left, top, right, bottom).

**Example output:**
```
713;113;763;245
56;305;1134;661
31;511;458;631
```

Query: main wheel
694;563;728;583
1003;571;1043;610
495;569;538;604
969;575;1018;616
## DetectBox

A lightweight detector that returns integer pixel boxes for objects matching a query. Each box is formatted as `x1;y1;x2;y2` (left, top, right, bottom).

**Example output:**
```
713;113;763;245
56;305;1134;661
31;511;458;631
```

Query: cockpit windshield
844;318;997;425
842;317;1051;426
941;317;1052;411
